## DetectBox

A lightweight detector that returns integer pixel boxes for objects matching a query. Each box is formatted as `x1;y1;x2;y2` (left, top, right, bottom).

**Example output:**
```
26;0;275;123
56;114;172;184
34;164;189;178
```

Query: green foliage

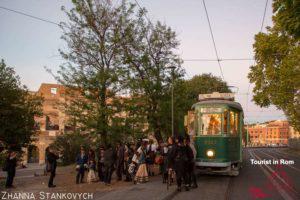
56;0;233;143
0;59;42;151
121;10;185;141
56;0;137;144
170;74;231;137
273;0;300;39
248;0;300;131
183;74;231;106
50;132;92;165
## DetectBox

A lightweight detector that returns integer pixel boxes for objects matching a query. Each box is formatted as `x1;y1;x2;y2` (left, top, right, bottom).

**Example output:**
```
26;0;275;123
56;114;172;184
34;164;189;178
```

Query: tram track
249;149;300;200
271;149;300;162
224;176;234;200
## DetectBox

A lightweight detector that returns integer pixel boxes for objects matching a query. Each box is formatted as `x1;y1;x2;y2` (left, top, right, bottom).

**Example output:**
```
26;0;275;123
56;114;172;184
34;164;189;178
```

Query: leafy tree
0;59;42;151
273;0;300;39
183;73;231;107
168;74;231;136
55;0;136;144
121;9;184;141
248;0;300;131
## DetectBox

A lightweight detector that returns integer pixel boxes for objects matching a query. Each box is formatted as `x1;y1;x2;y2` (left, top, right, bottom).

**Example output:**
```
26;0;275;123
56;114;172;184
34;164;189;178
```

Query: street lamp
168;66;176;138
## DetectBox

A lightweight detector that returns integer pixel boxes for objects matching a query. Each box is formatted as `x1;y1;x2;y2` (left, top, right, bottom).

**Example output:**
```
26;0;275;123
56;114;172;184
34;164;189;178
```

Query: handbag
128;163;136;174
155;155;164;165
46;162;51;172
2;162;8;171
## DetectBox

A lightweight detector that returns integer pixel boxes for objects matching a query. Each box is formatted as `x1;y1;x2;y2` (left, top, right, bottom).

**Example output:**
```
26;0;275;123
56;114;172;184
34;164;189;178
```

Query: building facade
246;120;290;146
24;83;68;164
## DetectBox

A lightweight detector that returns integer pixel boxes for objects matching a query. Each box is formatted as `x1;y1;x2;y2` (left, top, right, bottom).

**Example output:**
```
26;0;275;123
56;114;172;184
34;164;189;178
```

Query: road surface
1;148;299;200
173;147;300;200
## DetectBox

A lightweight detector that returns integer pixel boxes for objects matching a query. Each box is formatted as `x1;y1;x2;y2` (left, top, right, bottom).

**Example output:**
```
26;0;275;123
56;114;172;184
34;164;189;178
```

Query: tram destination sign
199;92;235;101
200;107;223;113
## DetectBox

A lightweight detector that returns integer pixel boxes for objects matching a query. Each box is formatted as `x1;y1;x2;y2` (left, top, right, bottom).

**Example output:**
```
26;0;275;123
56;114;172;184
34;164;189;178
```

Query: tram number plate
204;140;217;145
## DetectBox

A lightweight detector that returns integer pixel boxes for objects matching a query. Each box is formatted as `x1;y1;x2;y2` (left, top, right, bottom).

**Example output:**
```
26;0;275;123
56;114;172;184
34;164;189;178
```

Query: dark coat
76;153;88;168
168;144;189;171
5;156;17;174
166;144;176;168
103;148;116;167
117;145;125;166
47;152;59;173
185;145;195;171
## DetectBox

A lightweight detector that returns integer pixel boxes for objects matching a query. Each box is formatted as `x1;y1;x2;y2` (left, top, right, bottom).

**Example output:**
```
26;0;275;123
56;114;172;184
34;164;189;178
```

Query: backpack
175;146;188;162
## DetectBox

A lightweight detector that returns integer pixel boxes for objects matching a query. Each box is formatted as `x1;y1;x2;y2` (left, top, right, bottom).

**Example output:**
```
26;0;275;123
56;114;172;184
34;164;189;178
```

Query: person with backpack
169;136;190;192
4;151;17;188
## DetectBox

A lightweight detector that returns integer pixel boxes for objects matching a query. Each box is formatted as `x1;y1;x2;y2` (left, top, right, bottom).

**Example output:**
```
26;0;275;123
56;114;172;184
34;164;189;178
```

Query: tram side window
223;111;228;134
200;114;222;135
229;111;238;135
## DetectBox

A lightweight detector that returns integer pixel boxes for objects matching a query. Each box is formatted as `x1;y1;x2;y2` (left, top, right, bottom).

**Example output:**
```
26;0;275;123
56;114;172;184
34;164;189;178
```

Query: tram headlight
206;150;214;157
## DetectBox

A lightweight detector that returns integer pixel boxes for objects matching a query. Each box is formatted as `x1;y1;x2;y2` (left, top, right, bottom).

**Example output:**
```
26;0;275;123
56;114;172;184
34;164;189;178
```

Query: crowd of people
4;135;198;192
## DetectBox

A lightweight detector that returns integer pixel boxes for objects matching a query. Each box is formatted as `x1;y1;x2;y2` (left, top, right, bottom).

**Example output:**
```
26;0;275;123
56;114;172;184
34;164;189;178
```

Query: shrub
50;132;94;165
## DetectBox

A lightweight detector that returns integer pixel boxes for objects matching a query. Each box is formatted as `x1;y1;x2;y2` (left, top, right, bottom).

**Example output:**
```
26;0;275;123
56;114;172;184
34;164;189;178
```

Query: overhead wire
0;5;62;27
201;0;225;80
0;4;255;64
246;0;269;112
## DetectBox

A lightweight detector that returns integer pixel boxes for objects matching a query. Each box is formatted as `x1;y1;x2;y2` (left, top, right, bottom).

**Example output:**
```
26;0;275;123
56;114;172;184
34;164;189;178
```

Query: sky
0;0;286;123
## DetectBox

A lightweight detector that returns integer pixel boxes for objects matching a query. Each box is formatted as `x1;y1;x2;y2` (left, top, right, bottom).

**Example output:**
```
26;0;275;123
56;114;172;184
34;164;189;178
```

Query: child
87;160;96;183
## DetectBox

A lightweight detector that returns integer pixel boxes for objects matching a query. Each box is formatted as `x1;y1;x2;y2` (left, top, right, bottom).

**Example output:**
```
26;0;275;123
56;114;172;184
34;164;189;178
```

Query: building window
51;88;57;95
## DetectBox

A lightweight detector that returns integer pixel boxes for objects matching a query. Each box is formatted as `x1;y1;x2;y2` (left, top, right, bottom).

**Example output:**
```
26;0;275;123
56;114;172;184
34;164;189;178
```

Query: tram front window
200;113;222;135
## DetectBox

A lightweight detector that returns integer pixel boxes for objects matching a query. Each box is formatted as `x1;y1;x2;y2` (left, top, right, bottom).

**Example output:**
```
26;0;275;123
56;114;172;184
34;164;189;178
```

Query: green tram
190;92;244;176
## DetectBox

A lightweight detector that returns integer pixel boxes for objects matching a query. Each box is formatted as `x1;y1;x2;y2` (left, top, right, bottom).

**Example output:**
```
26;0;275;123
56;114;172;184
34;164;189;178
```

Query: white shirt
147;144;157;152
189;143;197;159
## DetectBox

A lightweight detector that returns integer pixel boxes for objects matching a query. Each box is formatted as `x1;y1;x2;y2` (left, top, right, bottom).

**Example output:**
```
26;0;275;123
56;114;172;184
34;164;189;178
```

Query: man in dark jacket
76;147;88;184
97;146;105;182
47;147;59;188
185;137;198;188
169;136;189;192
116;142;125;181
103;144;116;185
5;151;17;188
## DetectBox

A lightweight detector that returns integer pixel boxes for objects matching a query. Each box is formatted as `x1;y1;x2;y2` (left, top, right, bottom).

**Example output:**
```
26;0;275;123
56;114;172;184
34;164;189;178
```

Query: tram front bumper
195;161;231;167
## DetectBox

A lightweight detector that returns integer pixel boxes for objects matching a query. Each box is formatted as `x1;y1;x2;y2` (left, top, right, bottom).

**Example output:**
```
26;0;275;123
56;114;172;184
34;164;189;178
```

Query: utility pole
168;66;176;138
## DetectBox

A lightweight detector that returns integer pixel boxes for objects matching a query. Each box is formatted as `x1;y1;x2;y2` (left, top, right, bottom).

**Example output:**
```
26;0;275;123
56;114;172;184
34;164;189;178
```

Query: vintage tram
186;92;244;176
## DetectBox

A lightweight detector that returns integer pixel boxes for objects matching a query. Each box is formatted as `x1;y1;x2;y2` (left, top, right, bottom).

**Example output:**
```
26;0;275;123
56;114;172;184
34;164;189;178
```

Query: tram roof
192;99;243;111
